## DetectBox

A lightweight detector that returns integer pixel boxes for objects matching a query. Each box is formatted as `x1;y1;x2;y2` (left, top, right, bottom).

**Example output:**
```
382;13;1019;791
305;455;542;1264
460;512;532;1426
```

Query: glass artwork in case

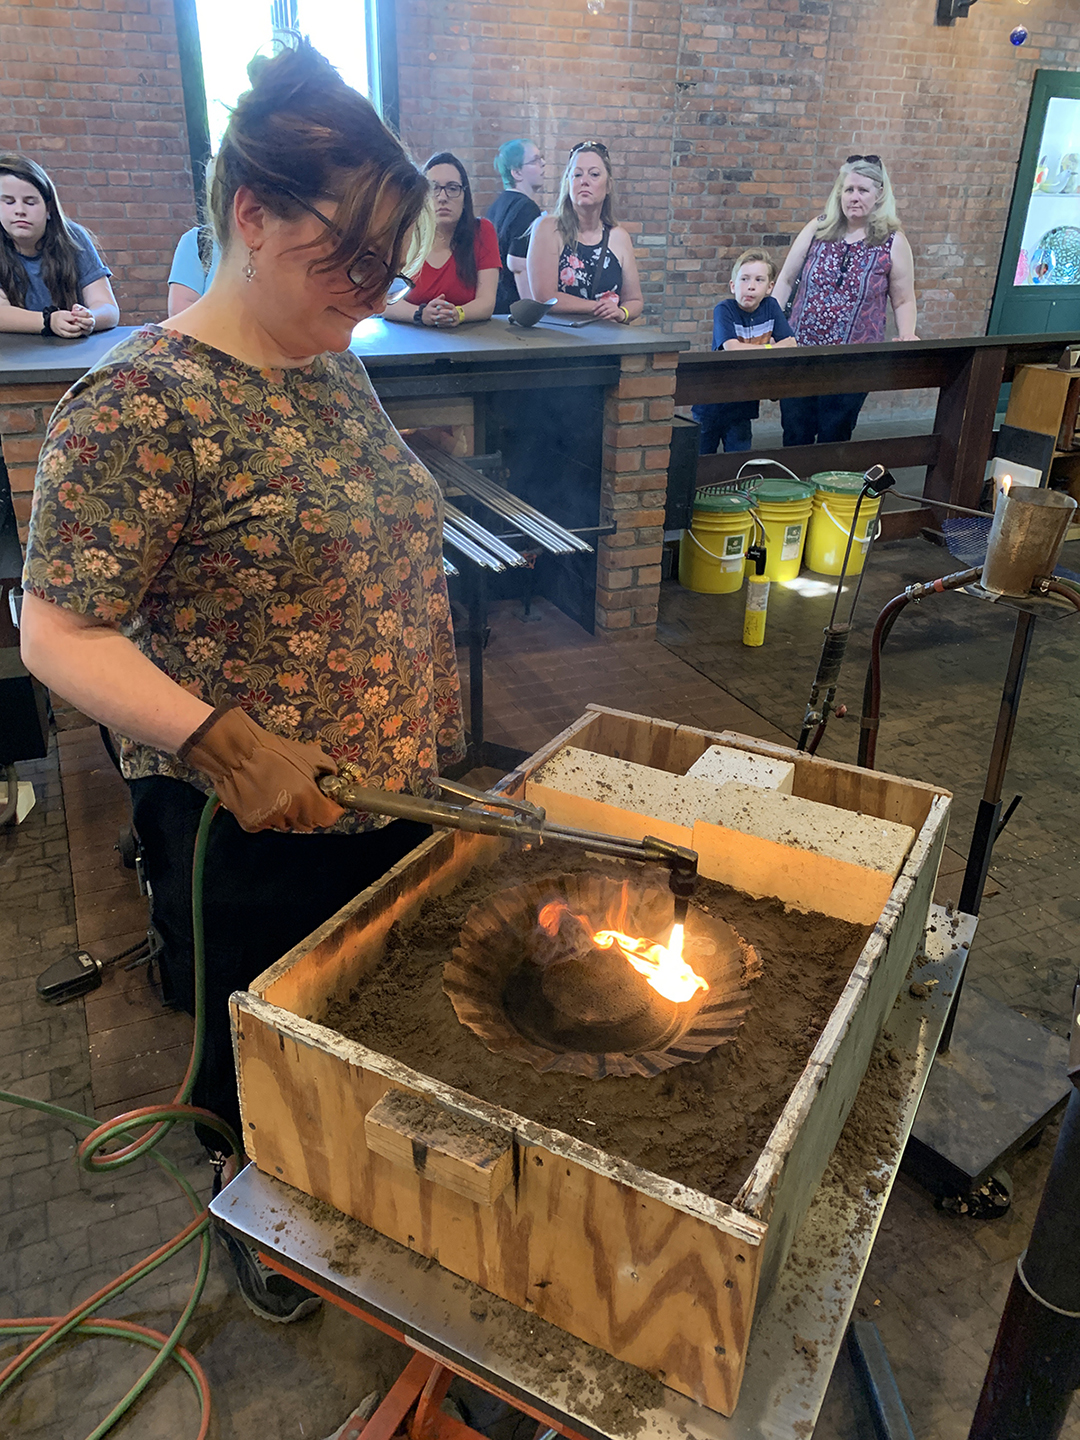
1015;95;1080;288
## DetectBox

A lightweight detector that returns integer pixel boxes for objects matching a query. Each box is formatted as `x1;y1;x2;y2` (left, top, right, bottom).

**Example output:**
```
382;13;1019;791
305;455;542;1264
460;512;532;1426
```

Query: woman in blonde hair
526;142;643;322
772;155;917;445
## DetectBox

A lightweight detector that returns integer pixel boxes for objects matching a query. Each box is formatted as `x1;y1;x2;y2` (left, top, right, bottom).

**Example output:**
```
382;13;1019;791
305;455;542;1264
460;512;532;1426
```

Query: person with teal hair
486;138;545;312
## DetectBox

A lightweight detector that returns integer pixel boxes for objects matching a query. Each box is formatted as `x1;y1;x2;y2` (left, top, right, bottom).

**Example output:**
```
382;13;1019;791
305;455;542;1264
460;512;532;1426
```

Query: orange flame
537;902;708;1005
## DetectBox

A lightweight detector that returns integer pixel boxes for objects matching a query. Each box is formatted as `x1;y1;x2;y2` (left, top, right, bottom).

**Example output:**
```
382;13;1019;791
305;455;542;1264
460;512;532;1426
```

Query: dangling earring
243;248;256;282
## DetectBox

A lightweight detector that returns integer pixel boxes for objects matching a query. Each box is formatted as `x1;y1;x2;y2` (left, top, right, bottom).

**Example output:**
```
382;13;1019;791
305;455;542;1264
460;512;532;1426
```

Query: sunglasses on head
273;185;413;298
846;154;881;166
569;140;609;159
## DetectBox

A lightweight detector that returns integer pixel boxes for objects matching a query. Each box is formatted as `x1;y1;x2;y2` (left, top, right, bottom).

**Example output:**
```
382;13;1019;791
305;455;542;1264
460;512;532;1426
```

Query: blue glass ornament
1010;25;1029;46
1030;246;1055;284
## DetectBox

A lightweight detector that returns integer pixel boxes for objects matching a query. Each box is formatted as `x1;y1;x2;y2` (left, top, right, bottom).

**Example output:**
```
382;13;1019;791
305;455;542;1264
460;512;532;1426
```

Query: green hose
0;793;234;1439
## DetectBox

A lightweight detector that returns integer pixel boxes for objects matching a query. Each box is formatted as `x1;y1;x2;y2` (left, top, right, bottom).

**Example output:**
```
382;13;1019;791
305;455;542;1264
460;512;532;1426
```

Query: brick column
1;384;68;545
595;349;679;641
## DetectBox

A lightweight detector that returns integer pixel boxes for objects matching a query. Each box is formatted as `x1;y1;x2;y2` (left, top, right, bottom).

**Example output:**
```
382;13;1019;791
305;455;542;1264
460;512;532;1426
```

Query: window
195;0;369;152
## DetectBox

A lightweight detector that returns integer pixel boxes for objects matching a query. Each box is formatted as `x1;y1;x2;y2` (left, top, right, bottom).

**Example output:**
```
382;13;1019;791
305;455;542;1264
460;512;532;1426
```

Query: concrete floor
2;523;1080;1437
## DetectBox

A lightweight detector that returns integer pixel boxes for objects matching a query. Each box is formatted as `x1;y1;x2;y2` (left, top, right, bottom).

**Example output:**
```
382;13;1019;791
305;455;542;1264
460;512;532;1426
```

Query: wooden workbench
675;331;1080;540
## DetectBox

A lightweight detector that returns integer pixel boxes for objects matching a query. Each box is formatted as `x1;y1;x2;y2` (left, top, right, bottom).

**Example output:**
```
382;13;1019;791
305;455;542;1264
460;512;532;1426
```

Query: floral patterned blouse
23;325;465;833
788;231;897;347
557;232;624;301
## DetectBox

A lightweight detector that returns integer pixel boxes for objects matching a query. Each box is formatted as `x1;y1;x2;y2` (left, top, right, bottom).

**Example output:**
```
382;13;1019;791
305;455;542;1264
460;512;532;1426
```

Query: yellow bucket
749;479;814;583
805;472;882;576
679;493;754;593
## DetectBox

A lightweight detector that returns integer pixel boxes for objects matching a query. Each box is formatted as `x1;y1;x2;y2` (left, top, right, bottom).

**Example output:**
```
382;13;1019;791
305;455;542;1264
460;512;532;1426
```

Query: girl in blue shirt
0;155;118;337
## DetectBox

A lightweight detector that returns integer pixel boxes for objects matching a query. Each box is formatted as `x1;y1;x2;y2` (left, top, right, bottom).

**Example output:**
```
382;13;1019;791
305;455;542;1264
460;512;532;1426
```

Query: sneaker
220;1230;322;1323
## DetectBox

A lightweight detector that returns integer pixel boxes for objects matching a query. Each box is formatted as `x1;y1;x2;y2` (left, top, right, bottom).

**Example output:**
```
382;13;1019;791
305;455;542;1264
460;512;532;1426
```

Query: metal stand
456;562;528;775
941;608;1035;1050
905;608;1071;1203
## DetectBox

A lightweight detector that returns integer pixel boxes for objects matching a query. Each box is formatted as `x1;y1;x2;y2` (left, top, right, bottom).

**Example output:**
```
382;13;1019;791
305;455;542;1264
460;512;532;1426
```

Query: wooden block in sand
685;744;795;793
364;1088;513;1207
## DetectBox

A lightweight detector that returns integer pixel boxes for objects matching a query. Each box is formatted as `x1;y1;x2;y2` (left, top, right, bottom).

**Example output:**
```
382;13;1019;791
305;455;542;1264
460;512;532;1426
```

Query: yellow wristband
455;305;465;323
619;305;629;323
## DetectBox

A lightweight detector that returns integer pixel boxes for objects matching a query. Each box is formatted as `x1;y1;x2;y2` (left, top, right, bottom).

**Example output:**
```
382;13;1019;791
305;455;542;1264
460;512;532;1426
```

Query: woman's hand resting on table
47;304;96;338
593;289;624;322
422;293;462;328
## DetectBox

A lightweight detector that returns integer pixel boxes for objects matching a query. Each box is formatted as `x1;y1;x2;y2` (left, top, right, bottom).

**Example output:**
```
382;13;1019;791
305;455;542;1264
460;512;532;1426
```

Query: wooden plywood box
233;707;950;1417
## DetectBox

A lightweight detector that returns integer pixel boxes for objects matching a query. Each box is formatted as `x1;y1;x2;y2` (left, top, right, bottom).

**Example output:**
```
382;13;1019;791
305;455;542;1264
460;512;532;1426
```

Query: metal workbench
0;316;683;388
211;905;974;1440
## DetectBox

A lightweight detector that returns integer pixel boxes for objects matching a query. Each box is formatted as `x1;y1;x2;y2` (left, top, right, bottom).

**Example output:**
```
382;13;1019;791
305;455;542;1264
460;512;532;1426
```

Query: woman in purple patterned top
772;156;918;446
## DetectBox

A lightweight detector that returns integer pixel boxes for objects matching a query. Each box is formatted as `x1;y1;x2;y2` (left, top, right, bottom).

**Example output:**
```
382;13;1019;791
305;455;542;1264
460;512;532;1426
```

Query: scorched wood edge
231;705;950;1417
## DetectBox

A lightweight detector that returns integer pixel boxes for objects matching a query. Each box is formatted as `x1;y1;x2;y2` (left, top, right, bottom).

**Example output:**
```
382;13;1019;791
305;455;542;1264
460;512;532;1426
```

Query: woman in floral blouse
20;43;463;1322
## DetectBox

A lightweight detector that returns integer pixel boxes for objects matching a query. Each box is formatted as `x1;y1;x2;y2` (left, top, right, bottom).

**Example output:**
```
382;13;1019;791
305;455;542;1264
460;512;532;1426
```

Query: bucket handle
684;528;746;563
821;502;882;545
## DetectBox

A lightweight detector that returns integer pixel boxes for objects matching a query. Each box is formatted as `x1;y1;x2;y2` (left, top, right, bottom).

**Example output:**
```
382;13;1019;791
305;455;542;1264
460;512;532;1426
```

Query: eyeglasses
846;154;881;166
272;185;413;298
430;181;464;198
569;141;609;159
834;246;855;290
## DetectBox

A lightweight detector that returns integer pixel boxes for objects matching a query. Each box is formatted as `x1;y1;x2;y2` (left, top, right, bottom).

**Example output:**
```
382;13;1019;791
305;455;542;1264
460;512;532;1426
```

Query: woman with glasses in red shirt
772;154;918;446
384;153;499;329
526;142;643;324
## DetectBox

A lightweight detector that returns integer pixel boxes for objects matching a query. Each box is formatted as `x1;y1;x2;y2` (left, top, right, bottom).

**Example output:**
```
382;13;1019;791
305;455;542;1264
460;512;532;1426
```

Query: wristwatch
413;305;426;325
40;306;58;336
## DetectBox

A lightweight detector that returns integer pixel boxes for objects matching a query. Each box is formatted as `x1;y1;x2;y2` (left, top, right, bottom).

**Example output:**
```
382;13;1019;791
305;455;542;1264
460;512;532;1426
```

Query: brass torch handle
318;773;541;841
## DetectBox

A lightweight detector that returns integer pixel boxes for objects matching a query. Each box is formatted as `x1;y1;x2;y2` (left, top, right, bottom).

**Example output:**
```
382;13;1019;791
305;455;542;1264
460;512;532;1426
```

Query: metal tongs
319;771;698;925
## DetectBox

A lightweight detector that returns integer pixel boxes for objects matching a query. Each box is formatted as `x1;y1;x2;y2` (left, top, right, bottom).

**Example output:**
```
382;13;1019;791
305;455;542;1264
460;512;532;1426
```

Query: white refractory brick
531;747;734;827
685;745;795;794
709;783;915;878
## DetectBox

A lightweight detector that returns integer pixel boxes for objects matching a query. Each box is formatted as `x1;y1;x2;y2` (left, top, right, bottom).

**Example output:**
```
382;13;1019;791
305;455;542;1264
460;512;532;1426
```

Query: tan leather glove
178;705;345;833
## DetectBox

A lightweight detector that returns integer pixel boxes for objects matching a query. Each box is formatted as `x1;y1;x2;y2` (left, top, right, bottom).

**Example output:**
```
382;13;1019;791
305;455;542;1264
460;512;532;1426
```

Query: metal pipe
412;436;592;554
1036;577;1080;612
858;567;982;770
941;606;1037;1052
443;503;525;567
442;523;506;571
882;494;990;519
318;773;699;898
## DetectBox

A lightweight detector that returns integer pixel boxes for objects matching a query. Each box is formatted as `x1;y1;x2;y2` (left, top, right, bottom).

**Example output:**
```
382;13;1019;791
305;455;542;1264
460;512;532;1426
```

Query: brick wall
596;349;678;637
397;0;1080;347
0;0;195;325
0;383;68;537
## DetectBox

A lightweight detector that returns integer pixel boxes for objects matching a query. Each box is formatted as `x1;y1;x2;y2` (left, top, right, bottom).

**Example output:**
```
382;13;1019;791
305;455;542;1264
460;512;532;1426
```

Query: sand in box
323;848;871;1204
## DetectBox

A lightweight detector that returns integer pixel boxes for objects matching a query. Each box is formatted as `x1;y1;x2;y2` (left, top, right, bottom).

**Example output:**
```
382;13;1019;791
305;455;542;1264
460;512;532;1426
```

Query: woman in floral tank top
19;45;463;1313
773;156;918;446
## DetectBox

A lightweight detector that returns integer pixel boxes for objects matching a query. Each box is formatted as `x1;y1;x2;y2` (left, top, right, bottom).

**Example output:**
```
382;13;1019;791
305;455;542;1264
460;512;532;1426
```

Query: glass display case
989;71;1080;336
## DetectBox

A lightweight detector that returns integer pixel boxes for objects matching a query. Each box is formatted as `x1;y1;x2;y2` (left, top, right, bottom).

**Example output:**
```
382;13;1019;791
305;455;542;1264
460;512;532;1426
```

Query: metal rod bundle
443;502;525;570
411;435;592;556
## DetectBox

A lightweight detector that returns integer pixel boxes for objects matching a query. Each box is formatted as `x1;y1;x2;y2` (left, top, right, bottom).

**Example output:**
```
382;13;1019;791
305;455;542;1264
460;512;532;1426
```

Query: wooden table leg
925;346;1007;516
